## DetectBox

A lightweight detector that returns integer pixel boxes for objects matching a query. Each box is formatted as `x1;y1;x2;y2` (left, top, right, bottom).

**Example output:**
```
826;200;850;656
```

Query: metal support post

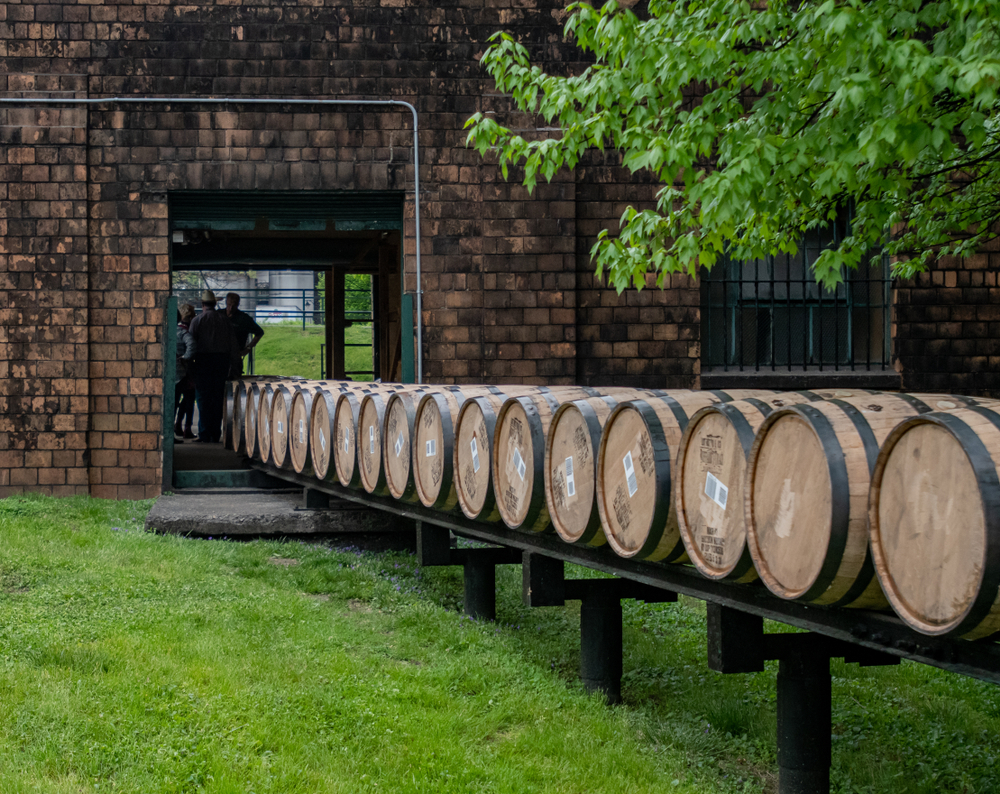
777;648;831;794
522;551;565;607
302;488;330;509
415;522;520;620
707;604;898;794
415;521;452;567
462;554;498;621
577;581;624;704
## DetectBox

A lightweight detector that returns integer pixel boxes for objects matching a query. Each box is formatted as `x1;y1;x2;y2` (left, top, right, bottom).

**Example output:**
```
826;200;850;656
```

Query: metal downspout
0;95;424;383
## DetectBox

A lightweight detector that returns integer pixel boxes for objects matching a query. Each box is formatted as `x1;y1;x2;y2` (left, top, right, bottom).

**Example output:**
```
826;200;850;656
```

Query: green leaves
466;0;1000;291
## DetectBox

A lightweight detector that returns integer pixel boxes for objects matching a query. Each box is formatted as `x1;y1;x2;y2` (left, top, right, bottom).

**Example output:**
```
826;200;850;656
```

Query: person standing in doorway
225;292;264;378
189;290;236;443
174;303;197;441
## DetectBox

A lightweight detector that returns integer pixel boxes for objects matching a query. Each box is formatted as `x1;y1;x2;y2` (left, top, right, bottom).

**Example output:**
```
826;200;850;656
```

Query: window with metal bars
701;212;893;373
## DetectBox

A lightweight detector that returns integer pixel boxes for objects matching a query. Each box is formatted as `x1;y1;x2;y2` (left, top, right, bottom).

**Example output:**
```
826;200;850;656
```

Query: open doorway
165;191;409;487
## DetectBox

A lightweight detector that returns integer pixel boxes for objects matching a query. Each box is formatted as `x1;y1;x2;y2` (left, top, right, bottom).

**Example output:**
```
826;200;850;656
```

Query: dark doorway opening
164;191;408;489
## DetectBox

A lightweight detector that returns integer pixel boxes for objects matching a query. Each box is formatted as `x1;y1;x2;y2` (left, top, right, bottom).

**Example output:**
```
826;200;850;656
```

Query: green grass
0;495;997;793
252;324;374;381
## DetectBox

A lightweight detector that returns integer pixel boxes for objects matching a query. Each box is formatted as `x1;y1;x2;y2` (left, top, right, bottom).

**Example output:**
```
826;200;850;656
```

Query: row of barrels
226;379;1000;641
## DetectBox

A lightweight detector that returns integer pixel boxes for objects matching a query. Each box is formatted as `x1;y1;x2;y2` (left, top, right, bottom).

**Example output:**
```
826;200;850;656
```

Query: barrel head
749;412;833;597
597;404;660;557
547;402;600;544
494;399;535;528
875;420;985;635
456;398;494;519
414;395;447;508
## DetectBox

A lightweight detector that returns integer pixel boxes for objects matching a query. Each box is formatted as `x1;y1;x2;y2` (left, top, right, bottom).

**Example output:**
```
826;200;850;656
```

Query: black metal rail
253;462;1000;685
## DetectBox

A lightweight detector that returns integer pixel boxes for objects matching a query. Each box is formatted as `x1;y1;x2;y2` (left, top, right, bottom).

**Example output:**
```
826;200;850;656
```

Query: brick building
0;0;995;498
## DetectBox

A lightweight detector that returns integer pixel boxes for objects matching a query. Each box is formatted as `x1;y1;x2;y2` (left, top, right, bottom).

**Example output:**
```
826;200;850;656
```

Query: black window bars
702;214;892;373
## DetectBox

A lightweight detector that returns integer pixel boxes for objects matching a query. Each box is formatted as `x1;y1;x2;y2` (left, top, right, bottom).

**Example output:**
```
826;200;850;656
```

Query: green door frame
162;295;178;491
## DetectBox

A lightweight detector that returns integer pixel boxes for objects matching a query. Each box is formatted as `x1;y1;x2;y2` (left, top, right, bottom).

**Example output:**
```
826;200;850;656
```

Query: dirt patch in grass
268;556;300;567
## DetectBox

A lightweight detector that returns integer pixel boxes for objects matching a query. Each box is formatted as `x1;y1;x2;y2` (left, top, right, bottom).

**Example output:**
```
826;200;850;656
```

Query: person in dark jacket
225;292;264;378
189;290;237;443
174;303;197;440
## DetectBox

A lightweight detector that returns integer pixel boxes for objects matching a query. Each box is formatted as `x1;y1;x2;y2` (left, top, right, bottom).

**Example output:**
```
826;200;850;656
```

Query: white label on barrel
344;427;350;453
320;431;326;451
705;471;728;510
276;420;283;435
623;451;637;497
369;426;375;454
513;448;526;482
471;437;480;473
298;420;305;444
426;438;436;457
565;456;576;498
395;432;403;457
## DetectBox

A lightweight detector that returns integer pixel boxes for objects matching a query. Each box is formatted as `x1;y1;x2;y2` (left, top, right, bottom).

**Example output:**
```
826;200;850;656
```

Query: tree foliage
466;0;1000;291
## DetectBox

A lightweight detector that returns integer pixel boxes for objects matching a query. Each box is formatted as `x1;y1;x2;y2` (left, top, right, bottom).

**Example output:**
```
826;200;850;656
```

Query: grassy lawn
0;495;997;793
252;324;374;381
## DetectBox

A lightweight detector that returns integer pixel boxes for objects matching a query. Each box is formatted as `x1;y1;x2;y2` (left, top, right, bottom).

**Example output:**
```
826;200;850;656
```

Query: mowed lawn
252;324;374;381
0;496;997;793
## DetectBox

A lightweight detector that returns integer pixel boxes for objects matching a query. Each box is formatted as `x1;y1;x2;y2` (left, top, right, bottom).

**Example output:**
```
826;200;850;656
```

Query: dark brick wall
0;0;989;498
895;249;1000;397
0;0;700;497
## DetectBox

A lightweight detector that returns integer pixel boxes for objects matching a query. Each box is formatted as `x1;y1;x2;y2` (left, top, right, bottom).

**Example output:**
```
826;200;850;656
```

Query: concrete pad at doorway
145;489;416;550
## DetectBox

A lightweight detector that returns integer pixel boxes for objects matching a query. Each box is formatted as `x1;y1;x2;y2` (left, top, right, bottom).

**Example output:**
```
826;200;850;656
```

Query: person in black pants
188;290;237;443
174;303;197;440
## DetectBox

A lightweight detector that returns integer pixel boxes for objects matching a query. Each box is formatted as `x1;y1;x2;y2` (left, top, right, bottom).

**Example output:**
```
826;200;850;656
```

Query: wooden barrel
455;392;508;521
256;383;280;464
414;389;480;511
332;390;365;487
230;379;256;456
544;390;688;546
358;390;404;495
450;386;580;521
224;381;237;451
244;380;267;460
306;381;403;480
492;387;635;533
288;385;323;475
384;390;424;502
869;405;1000;639
308;388;340;483
675;392;827;581
245;378;375;464
596;390;776;562
268;383;297;470
745;392;985;607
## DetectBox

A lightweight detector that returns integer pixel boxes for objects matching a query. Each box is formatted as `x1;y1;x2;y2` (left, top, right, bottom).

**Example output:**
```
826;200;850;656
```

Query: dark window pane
701;212;891;371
